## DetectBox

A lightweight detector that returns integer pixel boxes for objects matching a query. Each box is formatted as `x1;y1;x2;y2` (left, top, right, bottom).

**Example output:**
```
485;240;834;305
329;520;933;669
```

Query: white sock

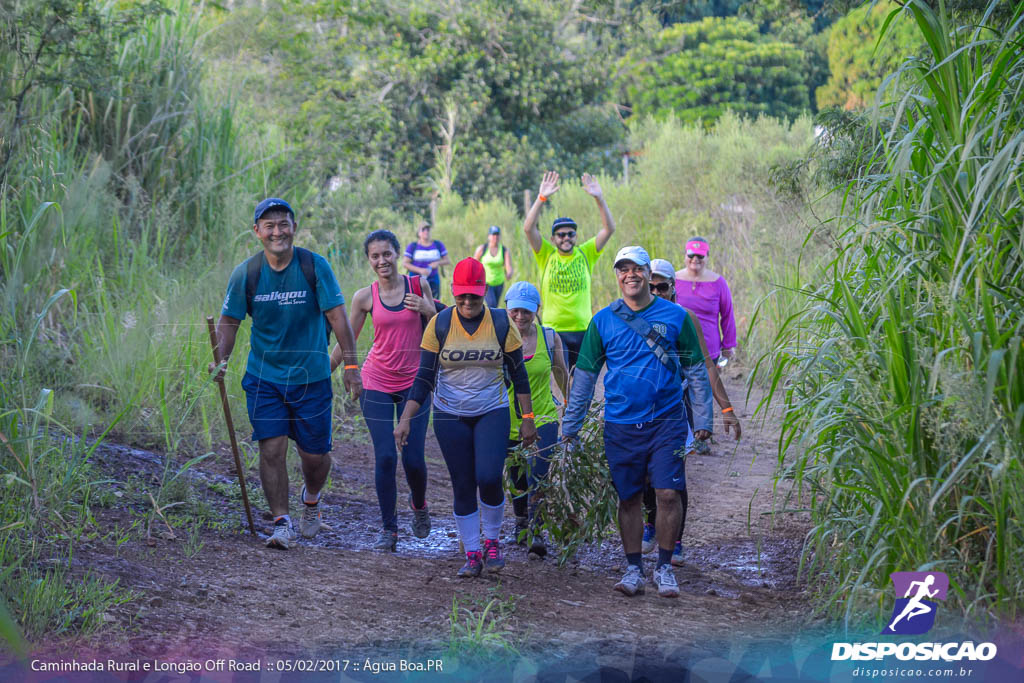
480;499;505;541
454;511;481;552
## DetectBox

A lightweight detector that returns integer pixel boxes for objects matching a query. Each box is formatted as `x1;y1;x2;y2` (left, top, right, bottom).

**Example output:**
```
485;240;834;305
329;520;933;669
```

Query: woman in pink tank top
332;229;438;552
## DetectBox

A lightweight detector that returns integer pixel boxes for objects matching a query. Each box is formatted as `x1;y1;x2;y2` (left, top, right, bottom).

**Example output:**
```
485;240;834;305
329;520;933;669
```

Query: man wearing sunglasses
522;170;616;371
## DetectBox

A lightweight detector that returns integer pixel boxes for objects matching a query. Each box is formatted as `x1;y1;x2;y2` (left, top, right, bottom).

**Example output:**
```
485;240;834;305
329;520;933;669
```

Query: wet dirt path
51;369;813;663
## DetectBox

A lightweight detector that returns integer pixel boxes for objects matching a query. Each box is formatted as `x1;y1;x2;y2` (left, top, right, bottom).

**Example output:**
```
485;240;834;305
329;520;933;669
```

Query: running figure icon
887;575;939;632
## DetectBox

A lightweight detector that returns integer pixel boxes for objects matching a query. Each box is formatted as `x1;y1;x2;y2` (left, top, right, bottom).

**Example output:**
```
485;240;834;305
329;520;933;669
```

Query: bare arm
504;246;514;279
582;173;616;253
683;306;740;439
332;287;371;373
208;315;241;380
325;304;362;399
550;333;569;404
522;171;560;253
473;245;484;260
402;255;431;278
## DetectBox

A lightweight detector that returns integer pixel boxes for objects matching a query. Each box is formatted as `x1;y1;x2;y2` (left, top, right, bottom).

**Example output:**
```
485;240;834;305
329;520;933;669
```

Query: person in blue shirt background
561;245;712;600
210;198;362;550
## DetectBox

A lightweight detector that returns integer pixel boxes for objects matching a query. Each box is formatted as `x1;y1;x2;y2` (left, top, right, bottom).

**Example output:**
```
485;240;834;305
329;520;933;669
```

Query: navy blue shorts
603;406;687;501
241;372;333;454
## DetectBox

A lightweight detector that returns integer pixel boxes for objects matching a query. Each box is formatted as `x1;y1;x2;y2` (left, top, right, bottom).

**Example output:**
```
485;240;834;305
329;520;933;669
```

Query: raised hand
581;172;602;199
538;171;560;199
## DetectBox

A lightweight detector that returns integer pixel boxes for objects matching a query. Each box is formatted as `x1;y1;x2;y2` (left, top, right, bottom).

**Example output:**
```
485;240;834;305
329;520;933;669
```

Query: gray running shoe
653;563;680;598
483;538;505;573
299;496;322;539
457;551;483;578
266;521;298;550
409;494;431;539
374;529;397;552
614;564;646;597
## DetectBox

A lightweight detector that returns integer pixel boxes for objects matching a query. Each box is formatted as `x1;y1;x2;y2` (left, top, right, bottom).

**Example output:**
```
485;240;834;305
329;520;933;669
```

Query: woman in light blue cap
503;281;570;558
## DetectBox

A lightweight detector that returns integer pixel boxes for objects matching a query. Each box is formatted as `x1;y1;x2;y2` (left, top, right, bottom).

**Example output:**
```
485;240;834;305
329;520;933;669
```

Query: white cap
613;245;651;268
649;258;675;279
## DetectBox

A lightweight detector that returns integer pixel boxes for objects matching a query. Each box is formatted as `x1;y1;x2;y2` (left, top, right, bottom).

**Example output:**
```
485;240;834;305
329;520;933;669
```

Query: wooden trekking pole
206;315;257;537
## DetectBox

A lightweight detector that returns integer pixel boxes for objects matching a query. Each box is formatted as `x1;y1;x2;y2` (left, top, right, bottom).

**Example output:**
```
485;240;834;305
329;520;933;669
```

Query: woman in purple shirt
674;237;737;363
675;237;736;454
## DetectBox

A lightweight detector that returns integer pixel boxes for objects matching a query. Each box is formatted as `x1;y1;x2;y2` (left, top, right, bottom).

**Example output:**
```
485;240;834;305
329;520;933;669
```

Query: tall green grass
757;0;1024;627
0;1;266;645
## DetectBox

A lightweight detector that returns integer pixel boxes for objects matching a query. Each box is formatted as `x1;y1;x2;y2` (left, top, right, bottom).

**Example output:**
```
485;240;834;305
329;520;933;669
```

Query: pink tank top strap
361;278;423;393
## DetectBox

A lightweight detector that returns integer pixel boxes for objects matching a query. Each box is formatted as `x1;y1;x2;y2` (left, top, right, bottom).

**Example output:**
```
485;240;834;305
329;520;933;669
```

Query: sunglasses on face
650;282;672;294
687;253;705;260
554;231;576;239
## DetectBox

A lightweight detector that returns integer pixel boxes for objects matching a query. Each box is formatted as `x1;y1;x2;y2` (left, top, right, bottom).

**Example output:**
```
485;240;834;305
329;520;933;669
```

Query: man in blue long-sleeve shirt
562;246;713;599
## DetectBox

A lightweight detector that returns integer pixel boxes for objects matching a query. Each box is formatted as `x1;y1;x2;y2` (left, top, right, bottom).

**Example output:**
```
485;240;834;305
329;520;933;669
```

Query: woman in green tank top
503;281;569;559
473;225;514;308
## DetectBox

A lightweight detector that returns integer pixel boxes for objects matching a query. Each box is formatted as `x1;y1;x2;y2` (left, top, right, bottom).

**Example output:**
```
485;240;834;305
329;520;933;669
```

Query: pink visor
685;240;709;256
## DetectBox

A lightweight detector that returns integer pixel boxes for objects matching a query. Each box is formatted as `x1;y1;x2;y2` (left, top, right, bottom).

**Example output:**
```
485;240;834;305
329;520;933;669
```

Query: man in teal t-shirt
521;170;616;370
211;198;362;550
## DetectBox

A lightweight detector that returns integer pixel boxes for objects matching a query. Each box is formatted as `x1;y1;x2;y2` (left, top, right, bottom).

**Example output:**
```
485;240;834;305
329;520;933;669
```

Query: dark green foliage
816;1;926;110
246;0;628;212
0;0;167;183
624;16;810;123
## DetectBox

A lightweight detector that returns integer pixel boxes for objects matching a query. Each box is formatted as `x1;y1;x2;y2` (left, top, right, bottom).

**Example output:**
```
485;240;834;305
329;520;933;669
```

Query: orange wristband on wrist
344;364;359;370
722;406;734;413
521;412;535;419
538;195;547;202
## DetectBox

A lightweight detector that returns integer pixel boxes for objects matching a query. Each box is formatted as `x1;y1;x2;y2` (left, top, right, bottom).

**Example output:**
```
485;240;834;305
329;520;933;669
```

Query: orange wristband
521;412;535;419
722;406;734;413
538;195;547;202
344;364;359;370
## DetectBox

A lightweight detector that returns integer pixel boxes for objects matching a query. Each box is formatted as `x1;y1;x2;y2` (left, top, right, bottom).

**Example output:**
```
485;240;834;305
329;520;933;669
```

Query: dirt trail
41;369;813;667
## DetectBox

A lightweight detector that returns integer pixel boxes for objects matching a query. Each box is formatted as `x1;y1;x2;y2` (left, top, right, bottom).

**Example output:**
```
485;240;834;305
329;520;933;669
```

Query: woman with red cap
675;237;737;453
394;258;536;578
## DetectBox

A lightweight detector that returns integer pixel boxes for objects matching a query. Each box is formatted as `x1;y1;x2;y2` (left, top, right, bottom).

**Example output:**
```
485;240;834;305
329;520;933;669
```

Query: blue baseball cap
488;225;501;235
504;281;541;313
253;197;294;223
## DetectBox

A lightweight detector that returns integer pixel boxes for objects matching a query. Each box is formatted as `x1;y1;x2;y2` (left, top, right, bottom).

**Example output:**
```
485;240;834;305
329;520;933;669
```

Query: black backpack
244;247;331;343
433;306;511;357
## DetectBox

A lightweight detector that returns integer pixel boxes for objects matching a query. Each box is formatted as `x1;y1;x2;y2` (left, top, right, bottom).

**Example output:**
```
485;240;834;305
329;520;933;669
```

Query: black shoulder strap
491;307;510;350
541;325;555;360
434;306;454;351
295;247;318;294
609;299;681;379
295;247;332;344
244;251;265;317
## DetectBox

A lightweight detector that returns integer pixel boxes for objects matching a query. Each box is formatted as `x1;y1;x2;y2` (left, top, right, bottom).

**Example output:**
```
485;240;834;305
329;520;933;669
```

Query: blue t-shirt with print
576;296;704;424
221;250;344;385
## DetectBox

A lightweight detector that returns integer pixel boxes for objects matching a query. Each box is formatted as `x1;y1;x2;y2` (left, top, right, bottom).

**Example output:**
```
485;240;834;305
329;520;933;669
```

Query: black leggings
433;407;511;516
557;330;586;370
509;421;560;518
643;485;688;542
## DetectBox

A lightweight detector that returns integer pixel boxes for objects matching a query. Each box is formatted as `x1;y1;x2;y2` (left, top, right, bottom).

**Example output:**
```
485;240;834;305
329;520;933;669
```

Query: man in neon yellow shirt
522;170;616;369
